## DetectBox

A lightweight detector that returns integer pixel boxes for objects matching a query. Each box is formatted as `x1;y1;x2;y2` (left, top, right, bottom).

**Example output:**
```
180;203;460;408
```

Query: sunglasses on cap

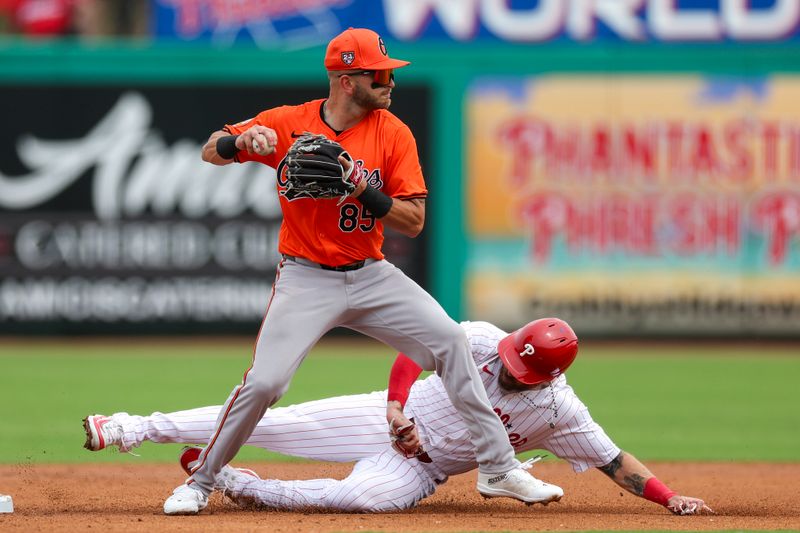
338;69;394;87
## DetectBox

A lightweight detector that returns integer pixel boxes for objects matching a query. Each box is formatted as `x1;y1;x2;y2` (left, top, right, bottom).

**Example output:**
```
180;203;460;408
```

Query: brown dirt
0;461;798;532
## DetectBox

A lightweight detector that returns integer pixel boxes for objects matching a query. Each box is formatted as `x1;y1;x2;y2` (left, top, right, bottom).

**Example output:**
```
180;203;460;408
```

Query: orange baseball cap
324;27;410;71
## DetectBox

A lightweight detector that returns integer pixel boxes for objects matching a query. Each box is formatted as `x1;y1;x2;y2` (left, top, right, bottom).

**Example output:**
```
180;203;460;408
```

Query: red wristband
643;477;677;507
387;353;423;407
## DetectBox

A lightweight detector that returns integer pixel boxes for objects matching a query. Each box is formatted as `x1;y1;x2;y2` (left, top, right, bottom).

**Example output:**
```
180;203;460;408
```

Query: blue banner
152;0;374;47
152;0;800;46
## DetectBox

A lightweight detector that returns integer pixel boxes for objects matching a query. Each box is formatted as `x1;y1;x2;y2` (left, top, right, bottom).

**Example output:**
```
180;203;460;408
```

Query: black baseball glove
277;133;355;201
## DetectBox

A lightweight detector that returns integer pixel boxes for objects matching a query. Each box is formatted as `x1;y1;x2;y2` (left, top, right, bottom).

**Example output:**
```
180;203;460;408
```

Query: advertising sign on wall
0;85;430;334
466;75;800;336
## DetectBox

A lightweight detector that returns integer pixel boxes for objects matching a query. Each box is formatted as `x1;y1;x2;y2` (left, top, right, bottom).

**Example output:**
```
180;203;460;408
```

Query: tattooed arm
597;451;651;495
597;451;712;515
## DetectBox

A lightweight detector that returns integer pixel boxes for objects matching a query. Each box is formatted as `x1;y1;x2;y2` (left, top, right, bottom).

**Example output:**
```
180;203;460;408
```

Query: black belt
282;254;372;272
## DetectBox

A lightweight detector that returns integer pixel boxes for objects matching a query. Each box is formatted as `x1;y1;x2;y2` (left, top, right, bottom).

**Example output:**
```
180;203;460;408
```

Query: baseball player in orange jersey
153;27;556;514
85;318;711;515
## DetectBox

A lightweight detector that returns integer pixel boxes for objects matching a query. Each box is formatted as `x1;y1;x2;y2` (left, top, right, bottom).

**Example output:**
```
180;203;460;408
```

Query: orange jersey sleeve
218;100;427;267
379;120;427;200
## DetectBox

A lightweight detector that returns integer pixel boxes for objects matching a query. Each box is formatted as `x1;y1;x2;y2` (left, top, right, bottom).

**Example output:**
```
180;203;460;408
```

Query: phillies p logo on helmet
519;344;535;357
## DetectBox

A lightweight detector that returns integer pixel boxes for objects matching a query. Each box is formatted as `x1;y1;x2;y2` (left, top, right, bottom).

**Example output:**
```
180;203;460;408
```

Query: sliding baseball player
84;318;710;515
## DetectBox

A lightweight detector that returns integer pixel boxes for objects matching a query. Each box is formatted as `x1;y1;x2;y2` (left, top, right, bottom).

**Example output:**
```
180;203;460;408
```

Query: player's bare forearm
381;198;425;237
597;451;713;515
386;400;406;424
201;130;235;166
597;451;653;497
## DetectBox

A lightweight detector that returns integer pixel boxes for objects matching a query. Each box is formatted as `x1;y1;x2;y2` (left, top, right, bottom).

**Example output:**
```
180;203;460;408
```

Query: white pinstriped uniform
116;321;620;512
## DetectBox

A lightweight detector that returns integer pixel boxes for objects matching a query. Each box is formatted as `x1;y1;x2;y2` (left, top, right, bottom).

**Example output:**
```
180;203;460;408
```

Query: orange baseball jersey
223;99;427;266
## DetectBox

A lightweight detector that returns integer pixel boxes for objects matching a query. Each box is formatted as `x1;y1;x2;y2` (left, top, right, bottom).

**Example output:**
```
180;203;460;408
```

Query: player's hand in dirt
667;495;713;515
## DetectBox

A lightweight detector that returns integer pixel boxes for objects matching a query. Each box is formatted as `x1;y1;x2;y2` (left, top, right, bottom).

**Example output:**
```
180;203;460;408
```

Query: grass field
1;338;798;465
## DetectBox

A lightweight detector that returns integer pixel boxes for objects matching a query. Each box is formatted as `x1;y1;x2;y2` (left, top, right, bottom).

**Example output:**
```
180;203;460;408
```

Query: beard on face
497;366;531;392
497;365;549;393
352;81;391;110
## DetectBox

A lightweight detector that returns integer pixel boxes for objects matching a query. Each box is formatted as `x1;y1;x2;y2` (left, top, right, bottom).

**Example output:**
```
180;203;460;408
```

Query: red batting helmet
497;318;578;385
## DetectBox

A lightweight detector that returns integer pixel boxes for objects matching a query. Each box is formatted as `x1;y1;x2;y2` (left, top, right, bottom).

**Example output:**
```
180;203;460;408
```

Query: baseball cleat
477;466;564;505
215;464;261;490
82;414;125;452
214;465;262;508
163;483;208;515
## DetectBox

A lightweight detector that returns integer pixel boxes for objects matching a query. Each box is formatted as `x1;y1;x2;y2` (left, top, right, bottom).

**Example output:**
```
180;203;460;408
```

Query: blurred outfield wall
0;41;799;337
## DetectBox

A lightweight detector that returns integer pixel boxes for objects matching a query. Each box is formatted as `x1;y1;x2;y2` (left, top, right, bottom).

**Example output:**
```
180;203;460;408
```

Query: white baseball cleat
477;457;563;505
163;483;208;515
216;464;260;491
215;466;262;508
82;414;128;452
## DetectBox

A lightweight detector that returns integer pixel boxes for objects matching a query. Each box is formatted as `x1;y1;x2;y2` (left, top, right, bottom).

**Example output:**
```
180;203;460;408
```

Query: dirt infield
1;461;798;532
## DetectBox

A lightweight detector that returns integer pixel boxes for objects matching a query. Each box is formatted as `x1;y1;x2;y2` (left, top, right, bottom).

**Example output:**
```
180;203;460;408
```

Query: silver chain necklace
518;381;558;429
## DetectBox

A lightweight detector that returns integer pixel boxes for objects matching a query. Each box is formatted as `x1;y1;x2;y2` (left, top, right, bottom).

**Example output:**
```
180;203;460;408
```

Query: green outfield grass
0;339;798;464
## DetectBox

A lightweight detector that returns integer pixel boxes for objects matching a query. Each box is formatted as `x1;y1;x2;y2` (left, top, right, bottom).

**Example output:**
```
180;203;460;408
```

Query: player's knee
366;499;414;512
439;321;469;351
339;495;411;513
246;373;290;399
337;499;371;512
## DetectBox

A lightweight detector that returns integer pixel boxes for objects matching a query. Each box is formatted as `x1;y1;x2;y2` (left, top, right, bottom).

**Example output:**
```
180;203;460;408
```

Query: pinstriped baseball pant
226;449;438;512
120;392;393;462
121;391;442;511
